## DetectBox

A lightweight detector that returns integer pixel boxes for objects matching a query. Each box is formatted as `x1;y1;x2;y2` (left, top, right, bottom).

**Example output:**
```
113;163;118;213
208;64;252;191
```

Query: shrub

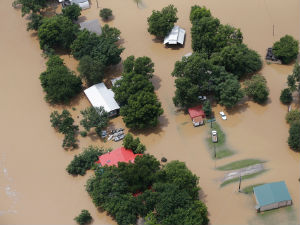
80;131;88;137
273;35;299;64
99;8;112;20
244;74;269;104
288;122;300;151
74;210;92;225
280;88;293;104
26;13;43;31
203;100;212;118
286;110;300;125
123;133;146;154
66;146;104;175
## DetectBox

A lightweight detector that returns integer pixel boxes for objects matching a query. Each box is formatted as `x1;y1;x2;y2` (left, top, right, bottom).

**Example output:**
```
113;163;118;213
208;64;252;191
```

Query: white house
84;83;120;117
80;20;102;35
164;26;186;45
70;0;90;10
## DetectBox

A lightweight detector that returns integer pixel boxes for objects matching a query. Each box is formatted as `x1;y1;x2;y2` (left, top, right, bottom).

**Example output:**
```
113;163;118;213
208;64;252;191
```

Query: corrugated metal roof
84;83;120;114
164;26;186;45
188;105;205;119
253;181;292;207
80;19;102;35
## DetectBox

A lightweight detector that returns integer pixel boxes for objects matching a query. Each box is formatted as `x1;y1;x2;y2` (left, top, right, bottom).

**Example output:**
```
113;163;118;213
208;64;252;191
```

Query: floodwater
1;0;299;224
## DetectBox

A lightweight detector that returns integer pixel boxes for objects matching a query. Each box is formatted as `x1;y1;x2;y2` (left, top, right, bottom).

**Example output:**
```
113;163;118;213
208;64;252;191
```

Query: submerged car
219;111;227;120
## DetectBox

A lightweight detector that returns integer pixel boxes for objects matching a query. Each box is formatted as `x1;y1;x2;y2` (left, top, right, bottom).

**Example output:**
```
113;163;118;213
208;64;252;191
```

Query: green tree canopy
147;5;178;39
286;109;300;125
123;55;154;79
78;55;105;86
120;91;164;129
203;100;212;118
62;4;82;21
99;8;112;20
101;24;121;43
212;44;262;78
74;210;92;225
280;88;293;104
288;122;300;151
273;35;299;64
287;74;297;91
123;133;146;154
40;56;82;104
244;74;269;104
13;0;47;16
80;106;109;135
26;13;43;31
38;15;79;50
190;5;211;23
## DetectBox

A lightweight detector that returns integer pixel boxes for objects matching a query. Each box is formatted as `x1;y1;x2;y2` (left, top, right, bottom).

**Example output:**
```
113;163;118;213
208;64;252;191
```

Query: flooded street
1;0;299;224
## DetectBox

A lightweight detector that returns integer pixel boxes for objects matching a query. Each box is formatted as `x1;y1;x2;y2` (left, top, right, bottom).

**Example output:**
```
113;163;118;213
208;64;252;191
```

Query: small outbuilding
70;0;90;10
84;83;120;117
96;147;143;167
188;105;205;127
164;26;186;45
253;181;292;212
80;19;102;35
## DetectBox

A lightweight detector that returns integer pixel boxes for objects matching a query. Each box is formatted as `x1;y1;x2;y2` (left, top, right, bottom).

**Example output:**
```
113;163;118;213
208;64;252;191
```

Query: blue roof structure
253;181;292;207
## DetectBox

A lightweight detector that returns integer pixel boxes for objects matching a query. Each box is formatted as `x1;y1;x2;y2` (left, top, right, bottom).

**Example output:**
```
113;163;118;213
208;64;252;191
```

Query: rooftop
188;105;205;119
80;19;102;35
164;26;186;45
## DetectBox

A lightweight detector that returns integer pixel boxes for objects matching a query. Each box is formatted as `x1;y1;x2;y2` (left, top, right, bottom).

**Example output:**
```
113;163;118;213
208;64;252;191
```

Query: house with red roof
96;147;142;167
188;105;205;127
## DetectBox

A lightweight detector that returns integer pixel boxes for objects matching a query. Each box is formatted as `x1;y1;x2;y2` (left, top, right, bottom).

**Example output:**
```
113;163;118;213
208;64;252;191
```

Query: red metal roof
96;147;142;167
188;105;205;119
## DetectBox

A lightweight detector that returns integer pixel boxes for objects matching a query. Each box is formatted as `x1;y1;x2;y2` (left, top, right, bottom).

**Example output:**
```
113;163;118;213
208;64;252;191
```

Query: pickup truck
211;130;218;143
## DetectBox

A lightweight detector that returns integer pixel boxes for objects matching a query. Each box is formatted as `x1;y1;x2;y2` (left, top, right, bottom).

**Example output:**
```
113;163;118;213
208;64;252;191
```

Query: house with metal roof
79;19;102;35
70;0;90;10
253;181;292;212
188;105;205;127
164;26;186;45
84;83;120;117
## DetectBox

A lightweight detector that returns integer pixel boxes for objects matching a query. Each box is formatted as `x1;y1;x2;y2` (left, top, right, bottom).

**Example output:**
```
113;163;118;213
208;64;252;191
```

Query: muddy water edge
1;0;299;224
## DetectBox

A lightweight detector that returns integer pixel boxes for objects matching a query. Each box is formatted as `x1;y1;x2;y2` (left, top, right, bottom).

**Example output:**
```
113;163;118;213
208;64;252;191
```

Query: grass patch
215;148;235;159
220;170;266;187
206;122;226;148
242;183;265;194
217;159;265;171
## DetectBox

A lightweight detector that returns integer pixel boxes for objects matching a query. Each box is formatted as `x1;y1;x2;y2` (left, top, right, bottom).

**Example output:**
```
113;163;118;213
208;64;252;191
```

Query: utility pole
214;143;216;159
96;0;99;8
238;175;242;192
273;24;274;37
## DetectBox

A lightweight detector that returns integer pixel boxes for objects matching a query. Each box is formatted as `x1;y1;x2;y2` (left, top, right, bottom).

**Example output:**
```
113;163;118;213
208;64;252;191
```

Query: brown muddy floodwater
1;0;299;224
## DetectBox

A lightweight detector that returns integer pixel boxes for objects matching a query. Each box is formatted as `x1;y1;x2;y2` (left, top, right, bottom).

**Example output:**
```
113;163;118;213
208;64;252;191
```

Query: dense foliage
74;210;92;225
123;133;146;154
80;106;109;136
280;88;293;105
99;8;112;20
288;122;300;151
212;44;262;78
86;155;208;225
244;74;269;104
62;4;82;21
50;110;78;149
26;13;43;31
78;55;105;86
273;35;299;64
12;0;47;16
172;53;243;109
40;55;82;104
147;5;178;39
38;15;79;50
203;100;212;118
112;56;163;129
67;146;104;175
71;29;123;66
286;110;300;125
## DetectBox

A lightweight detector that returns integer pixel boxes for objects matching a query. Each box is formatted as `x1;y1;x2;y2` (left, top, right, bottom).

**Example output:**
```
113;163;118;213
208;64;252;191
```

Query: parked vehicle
198;96;207;100
101;130;107;138
219;111;227;120
211;130;218;143
114;134;125;142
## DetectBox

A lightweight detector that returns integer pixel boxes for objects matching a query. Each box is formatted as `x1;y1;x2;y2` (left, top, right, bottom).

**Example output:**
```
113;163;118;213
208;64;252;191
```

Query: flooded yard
0;0;299;224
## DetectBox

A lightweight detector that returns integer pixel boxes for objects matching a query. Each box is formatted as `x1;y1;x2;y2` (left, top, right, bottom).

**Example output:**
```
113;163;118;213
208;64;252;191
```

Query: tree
244;74;269;104
74;210;92;225
286;110;300;125
99;8;112;20
273;35;299;64
288;122;300;151
212;44;262;78
12;0;47;16
292;63;300;82
123;56;154;79
40;55;82;104
66;146;104;175
280;88;293;104
80;106;109;136
78;55;105;86
120;91;164;129
203;100;212;118
123;133;146;154
190;5;211;23
62;4;82;21
218;76;244;108
38;15;79;50
50;110;79;149
101;24;121;43
147;5;178;39
26;13;43;31
287;74;297;91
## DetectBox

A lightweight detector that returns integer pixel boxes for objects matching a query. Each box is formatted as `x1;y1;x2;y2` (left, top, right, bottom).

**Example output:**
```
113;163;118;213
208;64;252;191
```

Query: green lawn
220;170;266;187
215;148;235;159
217;159;265;171
242;183;265;194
